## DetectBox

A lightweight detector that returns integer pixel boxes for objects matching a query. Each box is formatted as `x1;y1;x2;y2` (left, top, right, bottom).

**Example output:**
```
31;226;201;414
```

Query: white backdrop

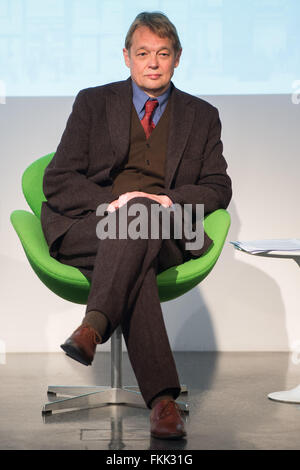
1;92;299;353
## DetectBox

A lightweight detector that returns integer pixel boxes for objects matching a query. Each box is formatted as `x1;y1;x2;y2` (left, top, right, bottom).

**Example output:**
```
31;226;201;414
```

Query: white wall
1;93;299;353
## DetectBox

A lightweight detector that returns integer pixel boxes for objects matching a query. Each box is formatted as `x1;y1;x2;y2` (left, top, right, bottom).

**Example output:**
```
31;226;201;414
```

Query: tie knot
145;99;158;115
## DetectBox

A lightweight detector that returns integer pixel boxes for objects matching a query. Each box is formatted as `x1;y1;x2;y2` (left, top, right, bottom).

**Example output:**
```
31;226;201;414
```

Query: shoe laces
158;400;181;419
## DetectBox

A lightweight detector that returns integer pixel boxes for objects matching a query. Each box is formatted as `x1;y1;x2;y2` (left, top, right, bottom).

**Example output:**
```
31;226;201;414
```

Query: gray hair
125;11;182;55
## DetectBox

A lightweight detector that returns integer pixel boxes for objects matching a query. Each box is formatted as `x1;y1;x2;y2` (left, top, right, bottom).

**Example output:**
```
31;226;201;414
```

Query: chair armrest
157;208;230;283
10;210;89;303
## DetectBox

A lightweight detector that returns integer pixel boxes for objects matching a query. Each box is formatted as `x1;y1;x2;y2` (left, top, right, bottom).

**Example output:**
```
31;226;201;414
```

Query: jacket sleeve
158;107;232;216
43;89;115;218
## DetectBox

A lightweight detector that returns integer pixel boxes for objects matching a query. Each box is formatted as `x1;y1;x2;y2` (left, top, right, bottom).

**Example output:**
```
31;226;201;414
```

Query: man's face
123;26;181;97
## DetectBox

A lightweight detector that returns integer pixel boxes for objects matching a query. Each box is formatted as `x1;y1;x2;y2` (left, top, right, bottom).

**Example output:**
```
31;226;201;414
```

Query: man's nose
148;53;159;68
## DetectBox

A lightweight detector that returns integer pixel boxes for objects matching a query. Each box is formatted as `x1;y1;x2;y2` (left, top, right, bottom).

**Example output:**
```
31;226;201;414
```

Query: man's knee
124;197;169;241
97;197;173;242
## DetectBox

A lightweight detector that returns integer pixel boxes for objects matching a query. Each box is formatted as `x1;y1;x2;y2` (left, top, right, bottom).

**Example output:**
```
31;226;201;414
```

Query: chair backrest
22;152;54;219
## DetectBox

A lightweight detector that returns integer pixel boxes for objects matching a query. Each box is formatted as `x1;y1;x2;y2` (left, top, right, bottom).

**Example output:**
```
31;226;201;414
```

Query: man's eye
138;52;147;56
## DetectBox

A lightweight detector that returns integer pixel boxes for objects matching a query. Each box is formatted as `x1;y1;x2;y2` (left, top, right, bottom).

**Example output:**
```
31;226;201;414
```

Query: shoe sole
151;431;186;440
60;343;92;366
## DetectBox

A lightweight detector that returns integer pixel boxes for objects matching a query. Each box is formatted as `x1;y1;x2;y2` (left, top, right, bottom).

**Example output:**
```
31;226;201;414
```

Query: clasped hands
106;191;173;213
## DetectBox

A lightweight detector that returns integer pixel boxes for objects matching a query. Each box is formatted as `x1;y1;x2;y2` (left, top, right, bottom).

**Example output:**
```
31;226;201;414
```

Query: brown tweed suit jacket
41;77;232;260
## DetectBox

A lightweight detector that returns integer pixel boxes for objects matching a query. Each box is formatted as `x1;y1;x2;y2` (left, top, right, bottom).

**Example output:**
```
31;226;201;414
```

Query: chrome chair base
42;384;188;415
42;326;189;415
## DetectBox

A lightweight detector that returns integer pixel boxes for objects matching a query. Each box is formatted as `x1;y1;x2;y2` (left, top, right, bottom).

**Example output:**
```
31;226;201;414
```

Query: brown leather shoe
150;399;186;440
60;324;102;366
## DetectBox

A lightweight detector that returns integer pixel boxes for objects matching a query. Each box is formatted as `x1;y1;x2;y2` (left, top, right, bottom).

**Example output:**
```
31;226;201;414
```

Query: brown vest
111;99;170;198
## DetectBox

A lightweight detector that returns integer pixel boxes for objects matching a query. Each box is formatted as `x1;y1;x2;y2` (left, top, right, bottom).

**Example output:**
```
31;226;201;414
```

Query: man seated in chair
41;11;232;440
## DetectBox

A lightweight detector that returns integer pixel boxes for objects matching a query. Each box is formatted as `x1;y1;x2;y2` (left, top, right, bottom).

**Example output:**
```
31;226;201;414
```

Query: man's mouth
146;74;161;79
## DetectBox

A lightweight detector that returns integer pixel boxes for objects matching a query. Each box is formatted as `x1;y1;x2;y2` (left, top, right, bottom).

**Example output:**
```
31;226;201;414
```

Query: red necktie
141;99;158;139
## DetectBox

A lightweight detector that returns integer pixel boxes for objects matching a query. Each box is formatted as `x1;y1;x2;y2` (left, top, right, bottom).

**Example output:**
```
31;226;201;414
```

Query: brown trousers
56;197;191;408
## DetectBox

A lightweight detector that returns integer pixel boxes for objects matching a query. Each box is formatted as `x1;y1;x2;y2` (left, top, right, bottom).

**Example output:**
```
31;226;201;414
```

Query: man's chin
140;81;169;97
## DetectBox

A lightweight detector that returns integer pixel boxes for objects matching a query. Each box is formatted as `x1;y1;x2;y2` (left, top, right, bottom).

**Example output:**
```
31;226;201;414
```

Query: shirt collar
131;79;172;114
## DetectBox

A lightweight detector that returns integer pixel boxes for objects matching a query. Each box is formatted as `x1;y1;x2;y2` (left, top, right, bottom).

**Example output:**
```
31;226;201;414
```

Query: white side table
233;247;300;403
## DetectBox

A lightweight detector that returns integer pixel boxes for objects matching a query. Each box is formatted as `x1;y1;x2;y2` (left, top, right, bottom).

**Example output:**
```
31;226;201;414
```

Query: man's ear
123;48;130;68
174;48;182;68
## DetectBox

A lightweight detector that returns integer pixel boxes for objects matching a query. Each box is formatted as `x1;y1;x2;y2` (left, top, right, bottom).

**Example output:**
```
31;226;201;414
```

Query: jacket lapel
106;77;132;169
165;87;195;189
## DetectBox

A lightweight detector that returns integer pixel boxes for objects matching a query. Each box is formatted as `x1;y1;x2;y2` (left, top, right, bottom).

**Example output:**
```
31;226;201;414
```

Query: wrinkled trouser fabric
56;197;191;408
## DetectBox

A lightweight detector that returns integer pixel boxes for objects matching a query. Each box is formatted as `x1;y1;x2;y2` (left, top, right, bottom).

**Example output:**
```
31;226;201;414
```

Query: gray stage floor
1;351;300;450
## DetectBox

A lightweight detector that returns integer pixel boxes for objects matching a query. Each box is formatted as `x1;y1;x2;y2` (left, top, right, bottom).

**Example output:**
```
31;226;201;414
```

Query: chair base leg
42;385;189;415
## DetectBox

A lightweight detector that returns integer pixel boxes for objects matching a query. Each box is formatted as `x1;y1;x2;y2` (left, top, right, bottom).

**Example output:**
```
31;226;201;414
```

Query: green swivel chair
10;153;231;415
